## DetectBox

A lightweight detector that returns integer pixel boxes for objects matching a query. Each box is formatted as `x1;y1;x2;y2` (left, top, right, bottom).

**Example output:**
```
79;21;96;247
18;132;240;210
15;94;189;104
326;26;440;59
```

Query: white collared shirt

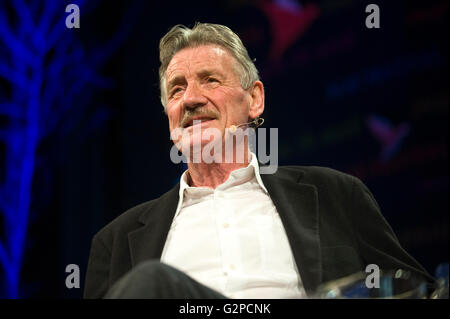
160;154;307;298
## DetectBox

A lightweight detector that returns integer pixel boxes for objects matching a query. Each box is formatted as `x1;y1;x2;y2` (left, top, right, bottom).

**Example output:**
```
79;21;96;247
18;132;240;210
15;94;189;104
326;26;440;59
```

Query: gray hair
158;22;260;111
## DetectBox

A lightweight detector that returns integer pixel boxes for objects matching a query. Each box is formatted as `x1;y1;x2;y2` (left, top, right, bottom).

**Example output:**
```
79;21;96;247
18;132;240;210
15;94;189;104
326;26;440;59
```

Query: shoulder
93;183;180;243
97;182;179;236
91;199;157;245
274;165;365;203
277;165;358;186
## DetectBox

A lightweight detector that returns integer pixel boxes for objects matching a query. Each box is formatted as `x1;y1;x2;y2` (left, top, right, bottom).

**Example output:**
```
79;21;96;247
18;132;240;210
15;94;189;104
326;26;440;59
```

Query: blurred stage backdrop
0;0;448;298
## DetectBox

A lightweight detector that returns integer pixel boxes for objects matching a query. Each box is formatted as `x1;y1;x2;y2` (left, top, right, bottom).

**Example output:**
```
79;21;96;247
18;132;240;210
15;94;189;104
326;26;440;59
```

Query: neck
186;146;251;189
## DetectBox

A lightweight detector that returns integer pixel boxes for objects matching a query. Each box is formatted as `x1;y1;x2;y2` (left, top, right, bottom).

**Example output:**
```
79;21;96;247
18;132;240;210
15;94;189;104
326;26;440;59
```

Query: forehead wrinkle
166;45;241;90
166;57;190;80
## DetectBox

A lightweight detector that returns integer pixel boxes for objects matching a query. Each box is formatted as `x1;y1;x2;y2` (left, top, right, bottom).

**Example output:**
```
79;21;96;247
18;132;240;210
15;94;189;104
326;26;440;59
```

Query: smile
183;117;216;128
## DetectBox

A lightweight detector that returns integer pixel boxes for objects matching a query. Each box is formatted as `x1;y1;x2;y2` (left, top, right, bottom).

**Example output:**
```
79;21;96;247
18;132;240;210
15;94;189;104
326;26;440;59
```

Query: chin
180;134;223;161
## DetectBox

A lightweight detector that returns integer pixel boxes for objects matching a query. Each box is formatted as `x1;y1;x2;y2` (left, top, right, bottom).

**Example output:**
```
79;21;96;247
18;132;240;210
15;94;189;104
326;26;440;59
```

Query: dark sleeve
350;176;435;285
84;233;111;299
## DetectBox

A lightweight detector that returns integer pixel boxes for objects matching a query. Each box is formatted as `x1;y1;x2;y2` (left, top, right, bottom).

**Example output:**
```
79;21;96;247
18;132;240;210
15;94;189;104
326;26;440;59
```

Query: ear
247;81;265;120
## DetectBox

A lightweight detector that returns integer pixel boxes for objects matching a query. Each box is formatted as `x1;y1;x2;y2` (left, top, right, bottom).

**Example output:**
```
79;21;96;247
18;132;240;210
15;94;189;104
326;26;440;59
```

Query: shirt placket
213;188;242;298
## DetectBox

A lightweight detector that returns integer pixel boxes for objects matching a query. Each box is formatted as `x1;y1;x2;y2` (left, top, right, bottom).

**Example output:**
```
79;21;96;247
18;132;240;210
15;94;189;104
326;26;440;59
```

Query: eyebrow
197;69;221;78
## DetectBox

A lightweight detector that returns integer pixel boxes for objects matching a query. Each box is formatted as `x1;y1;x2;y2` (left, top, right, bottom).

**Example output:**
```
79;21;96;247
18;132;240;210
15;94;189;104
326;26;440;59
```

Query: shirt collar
175;152;268;216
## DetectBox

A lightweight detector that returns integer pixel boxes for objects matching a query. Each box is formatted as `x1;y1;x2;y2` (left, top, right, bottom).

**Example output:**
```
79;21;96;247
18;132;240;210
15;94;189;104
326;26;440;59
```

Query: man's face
165;44;252;153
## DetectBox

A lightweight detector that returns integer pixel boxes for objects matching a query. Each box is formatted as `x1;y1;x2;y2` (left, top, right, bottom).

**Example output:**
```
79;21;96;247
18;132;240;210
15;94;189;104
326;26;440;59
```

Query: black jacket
84;166;433;298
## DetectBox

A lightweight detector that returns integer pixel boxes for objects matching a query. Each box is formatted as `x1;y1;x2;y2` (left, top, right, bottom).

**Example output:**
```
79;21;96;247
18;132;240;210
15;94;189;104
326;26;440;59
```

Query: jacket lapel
261;168;322;295
128;184;180;267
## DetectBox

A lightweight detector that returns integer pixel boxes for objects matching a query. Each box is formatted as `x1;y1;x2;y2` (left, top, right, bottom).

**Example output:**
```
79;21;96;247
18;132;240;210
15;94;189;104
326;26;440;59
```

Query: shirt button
216;191;224;198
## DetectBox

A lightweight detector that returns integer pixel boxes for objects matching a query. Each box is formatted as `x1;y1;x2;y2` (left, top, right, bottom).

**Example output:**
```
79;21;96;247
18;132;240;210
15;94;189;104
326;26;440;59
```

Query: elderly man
84;23;432;299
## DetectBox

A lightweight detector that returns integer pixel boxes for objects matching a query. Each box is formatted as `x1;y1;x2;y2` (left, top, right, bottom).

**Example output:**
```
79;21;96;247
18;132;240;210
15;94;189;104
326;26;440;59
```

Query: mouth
183;117;216;128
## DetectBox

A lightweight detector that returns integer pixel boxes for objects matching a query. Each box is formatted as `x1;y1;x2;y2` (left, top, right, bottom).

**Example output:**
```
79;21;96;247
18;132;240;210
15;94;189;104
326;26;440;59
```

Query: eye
207;77;219;83
170;87;183;97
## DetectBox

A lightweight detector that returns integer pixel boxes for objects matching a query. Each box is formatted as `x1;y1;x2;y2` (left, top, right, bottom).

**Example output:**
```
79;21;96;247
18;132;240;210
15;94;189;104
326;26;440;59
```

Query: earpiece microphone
229;117;264;133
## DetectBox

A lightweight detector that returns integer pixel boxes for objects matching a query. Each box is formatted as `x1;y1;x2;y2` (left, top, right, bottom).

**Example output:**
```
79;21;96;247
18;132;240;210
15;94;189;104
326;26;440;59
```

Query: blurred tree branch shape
0;0;140;298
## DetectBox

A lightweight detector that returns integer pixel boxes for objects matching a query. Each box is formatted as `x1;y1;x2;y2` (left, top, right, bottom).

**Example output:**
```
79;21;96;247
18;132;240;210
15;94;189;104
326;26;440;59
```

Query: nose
182;81;208;110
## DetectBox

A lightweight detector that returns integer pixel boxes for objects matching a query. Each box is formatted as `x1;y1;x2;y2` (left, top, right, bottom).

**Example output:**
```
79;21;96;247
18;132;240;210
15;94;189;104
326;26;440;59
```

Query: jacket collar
128;166;322;295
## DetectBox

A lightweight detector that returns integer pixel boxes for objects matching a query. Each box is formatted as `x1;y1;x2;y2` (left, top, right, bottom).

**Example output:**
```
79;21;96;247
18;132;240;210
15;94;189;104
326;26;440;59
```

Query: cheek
167;116;180;138
225;93;249;122
167;105;181;125
216;88;247;113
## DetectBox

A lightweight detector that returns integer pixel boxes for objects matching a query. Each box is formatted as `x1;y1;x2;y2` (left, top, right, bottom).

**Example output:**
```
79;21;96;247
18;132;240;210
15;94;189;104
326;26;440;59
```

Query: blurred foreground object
430;263;449;299
314;268;437;299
